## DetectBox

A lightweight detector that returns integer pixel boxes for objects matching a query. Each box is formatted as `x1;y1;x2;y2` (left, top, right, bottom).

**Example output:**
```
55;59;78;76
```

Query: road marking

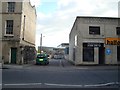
45;82;119;87
84;82;119;87
3;82;119;87
45;83;83;87
4;83;42;86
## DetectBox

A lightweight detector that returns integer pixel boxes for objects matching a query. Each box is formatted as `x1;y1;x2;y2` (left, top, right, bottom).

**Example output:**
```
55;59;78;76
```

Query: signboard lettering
105;38;120;45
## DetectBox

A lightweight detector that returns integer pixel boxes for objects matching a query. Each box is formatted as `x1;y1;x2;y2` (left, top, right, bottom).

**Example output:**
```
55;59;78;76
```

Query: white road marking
84;82;119;87
3;82;119;87
45;83;83;87
4;83;42;86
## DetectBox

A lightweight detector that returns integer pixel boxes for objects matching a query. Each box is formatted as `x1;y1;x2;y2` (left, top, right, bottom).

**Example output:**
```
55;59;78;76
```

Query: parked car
36;54;49;65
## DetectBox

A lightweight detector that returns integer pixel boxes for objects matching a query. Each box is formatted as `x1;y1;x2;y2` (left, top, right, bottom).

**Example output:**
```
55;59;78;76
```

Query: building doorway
99;46;105;64
117;46;120;62
11;48;17;64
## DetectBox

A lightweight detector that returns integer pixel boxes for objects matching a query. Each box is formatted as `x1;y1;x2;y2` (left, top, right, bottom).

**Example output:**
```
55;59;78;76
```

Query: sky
30;0;119;49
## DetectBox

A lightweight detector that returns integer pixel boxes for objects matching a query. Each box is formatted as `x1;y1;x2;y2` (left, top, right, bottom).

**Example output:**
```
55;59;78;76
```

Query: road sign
106;49;111;55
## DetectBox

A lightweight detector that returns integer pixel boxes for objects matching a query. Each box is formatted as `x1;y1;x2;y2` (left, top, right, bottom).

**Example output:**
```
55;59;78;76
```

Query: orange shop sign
105;38;120;45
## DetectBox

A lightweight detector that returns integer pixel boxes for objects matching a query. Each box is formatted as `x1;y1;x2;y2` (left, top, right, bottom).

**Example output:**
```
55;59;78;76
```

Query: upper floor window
116;27;120;35
89;26;100;35
5;20;14;35
7;2;15;12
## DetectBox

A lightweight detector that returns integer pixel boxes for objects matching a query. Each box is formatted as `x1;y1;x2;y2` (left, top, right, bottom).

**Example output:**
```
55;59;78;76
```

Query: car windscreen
37;54;46;58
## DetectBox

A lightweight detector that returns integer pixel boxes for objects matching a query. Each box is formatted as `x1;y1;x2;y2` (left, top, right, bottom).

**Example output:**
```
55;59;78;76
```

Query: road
2;59;119;88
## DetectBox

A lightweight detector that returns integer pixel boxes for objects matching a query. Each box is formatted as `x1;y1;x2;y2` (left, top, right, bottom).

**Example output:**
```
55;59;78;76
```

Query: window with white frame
7;2;15;12
5;20;14;35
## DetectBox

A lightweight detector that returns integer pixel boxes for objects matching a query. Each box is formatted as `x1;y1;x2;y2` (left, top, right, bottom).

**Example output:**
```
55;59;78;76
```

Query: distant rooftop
57;43;69;47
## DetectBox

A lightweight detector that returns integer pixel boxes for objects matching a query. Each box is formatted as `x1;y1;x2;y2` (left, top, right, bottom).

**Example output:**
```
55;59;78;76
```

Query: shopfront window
83;47;94;62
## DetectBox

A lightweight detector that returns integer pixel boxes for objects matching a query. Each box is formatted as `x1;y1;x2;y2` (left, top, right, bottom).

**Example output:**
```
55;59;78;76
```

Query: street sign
106;49;111;55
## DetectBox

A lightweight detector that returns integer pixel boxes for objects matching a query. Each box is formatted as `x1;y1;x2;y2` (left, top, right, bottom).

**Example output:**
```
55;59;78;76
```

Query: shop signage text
105;38;120;45
83;43;103;47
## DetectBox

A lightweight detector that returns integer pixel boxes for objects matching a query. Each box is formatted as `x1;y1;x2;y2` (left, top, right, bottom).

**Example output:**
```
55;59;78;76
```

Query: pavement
1;63;119;70
1;64;33;69
0;59;119;70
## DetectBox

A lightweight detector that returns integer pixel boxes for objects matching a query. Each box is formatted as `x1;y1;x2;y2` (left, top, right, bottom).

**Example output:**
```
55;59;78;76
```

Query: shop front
83;43;105;64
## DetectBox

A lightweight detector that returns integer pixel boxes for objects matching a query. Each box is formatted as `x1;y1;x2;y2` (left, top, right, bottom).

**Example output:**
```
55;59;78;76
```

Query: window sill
89;34;100;35
4;34;14;37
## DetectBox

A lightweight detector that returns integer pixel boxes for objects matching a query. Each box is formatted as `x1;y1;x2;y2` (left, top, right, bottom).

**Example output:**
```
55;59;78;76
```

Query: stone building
69;16;120;65
1;0;37;64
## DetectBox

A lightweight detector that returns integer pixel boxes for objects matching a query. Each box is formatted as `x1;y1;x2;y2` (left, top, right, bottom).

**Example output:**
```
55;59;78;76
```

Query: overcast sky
30;0;119;49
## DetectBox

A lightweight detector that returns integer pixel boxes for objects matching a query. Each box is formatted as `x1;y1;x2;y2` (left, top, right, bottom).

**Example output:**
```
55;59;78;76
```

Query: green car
36;54;49;65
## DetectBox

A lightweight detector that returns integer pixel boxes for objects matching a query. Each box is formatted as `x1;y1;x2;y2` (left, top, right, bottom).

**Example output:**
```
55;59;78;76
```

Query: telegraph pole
40;34;42;54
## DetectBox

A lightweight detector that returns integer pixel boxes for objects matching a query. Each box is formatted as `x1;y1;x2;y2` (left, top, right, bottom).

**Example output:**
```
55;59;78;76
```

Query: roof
69;16;120;35
76;16;119;19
